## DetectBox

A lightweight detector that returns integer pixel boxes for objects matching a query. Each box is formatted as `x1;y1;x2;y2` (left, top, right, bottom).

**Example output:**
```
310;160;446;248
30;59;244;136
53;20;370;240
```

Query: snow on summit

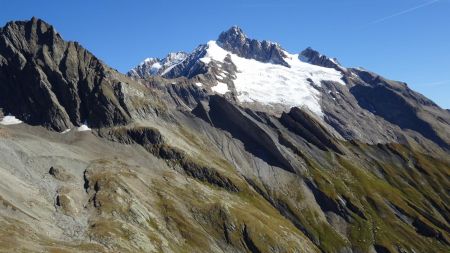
201;41;345;117
130;52;188;77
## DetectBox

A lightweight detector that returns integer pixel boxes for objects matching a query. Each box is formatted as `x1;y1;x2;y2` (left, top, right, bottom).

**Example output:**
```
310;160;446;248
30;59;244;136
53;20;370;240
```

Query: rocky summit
0;18;449;253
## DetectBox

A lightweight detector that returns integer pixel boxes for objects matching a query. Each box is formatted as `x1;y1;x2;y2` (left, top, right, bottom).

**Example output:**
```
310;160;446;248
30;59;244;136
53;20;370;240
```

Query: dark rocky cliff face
299;47;342;71
0;18;132;131
217;26;289;67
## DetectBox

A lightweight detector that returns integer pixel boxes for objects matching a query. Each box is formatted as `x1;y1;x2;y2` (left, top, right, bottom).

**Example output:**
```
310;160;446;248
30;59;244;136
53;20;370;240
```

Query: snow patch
161;64;177;76
0;115;23;125
76;124;91;132
149;62;162;75
195;82;203;87
61;129;71;134
201;41;345;117
211;82;229;94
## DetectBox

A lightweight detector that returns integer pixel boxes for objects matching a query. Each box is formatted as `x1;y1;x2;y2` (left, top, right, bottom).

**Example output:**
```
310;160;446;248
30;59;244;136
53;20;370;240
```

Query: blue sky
1;0;449;108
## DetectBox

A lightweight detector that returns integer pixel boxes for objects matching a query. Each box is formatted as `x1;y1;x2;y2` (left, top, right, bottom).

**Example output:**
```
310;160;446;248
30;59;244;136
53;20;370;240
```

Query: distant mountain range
129;26;450;149
0;18;449;253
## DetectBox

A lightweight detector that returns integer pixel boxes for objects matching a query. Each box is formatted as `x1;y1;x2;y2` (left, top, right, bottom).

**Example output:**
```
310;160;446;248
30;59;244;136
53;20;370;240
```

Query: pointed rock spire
217;26;247;47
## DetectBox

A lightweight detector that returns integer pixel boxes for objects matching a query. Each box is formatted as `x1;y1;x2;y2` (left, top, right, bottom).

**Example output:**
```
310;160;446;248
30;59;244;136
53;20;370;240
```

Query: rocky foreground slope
0;18;449;253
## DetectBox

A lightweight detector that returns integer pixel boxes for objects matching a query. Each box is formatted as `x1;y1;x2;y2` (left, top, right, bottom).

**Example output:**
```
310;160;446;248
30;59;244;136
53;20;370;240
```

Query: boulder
49;166;73;181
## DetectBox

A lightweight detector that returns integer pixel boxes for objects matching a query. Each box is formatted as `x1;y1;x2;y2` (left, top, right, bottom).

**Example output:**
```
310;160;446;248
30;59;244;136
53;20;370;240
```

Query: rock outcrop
299;47;343;71
217;26;289;67
49;166;73;181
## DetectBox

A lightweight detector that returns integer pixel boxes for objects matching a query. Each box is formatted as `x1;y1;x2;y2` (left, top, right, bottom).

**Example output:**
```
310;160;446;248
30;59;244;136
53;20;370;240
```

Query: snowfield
211;82;229;94
201;41;345;117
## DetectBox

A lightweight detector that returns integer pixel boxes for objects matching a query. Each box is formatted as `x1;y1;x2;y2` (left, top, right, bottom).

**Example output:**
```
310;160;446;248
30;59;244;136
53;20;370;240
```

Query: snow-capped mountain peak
128;51;188;78
200;40;345;117
128;27;347;117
